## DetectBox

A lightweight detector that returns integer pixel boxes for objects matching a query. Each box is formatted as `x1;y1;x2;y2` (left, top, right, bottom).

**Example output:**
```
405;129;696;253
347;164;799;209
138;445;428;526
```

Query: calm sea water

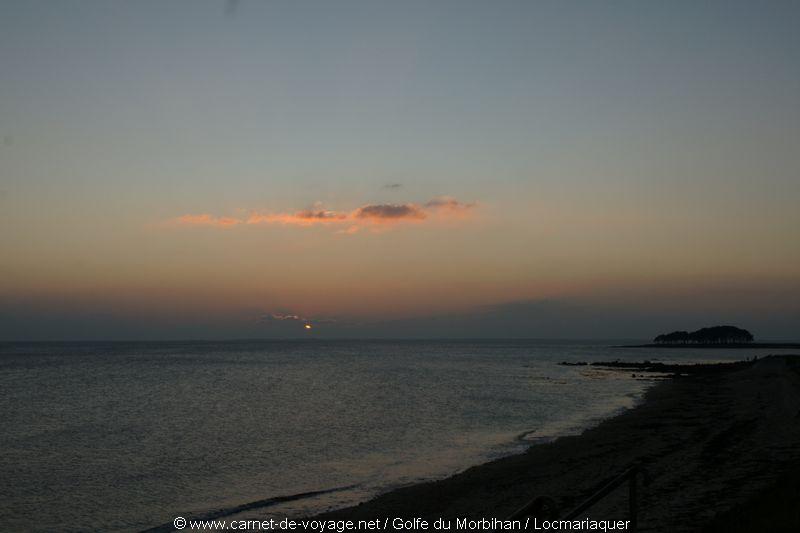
0;340;785;531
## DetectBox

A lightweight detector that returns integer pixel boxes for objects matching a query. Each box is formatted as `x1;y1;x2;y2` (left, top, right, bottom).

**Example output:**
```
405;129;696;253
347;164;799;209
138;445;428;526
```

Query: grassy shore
319;355;800;532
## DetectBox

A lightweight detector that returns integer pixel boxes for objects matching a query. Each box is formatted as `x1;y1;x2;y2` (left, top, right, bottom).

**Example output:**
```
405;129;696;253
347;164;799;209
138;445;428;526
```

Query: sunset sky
1;1;798;340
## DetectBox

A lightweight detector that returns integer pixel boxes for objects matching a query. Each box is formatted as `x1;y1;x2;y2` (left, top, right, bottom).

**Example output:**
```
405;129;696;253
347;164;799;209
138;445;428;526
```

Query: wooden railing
509;464;647;531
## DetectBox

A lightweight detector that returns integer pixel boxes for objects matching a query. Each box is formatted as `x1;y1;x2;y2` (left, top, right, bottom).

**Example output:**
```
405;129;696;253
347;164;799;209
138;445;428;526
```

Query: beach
319;355;800;532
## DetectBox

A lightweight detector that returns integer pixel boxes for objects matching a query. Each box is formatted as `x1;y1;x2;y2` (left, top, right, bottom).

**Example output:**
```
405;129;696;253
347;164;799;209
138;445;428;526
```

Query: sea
0;340;790;532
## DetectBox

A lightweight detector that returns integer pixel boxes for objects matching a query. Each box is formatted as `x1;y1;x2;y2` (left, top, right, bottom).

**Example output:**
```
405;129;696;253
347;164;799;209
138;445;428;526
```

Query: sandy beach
319;355;800;532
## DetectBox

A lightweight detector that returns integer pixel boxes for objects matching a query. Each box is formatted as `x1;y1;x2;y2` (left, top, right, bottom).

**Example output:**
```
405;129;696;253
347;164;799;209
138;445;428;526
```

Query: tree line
653;325;754;345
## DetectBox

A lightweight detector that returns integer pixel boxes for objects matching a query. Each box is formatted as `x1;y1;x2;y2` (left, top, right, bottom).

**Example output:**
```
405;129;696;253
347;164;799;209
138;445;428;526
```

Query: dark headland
624;324;800;349
318;355;800;532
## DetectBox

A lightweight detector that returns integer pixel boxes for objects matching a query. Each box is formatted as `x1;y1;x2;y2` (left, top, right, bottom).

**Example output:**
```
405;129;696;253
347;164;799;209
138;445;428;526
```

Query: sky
1;0;798;340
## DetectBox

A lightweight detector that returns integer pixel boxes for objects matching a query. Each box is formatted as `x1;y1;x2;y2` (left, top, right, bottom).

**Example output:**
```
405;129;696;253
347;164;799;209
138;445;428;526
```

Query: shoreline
200;373;654;529
317;355;800;532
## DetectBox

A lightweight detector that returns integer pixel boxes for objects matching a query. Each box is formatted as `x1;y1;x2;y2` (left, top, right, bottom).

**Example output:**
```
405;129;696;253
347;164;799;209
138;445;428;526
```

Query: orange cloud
176;214;242;228
247;209;349;226
173;197;476;232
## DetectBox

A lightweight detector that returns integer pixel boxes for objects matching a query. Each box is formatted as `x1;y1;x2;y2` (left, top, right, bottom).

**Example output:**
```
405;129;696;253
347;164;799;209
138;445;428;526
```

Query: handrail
563;464;642;528
509;464;646;531
508;495;559;522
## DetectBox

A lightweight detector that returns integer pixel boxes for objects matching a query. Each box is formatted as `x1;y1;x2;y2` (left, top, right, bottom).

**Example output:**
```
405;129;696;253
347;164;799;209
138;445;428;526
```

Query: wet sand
319;355;800;532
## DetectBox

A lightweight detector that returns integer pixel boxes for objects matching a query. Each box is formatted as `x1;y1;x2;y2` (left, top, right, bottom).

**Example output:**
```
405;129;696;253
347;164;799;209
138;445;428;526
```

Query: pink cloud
425;196;476;213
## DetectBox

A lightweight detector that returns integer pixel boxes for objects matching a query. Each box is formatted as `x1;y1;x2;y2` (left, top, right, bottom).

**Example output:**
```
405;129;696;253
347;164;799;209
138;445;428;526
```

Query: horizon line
3;337;799;344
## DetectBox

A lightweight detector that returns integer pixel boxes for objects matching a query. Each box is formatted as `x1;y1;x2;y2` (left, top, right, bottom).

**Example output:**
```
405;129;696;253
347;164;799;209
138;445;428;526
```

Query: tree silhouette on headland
654;325;754;345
